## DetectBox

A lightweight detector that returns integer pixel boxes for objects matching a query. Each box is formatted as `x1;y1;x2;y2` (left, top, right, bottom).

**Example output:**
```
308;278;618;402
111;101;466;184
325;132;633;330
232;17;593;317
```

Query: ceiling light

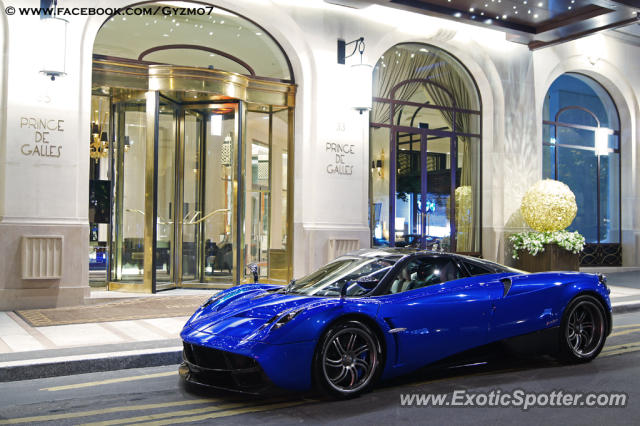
256;32;262;35
534;14;538;18
502;14;507;18
454;12;461;17
469;7;474;12
537;2;543;6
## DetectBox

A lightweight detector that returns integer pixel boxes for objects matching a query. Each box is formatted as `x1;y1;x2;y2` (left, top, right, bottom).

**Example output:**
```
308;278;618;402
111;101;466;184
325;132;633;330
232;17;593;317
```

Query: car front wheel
314;320;382;398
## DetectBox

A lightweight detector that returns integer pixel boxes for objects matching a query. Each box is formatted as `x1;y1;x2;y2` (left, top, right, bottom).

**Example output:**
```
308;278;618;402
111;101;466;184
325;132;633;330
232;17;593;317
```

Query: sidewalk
0;288;218;382
1;271;639;383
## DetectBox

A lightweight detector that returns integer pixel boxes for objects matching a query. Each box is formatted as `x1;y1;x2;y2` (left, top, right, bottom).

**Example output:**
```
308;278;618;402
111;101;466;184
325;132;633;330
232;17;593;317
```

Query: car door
377;255;501;371
459;258;552;343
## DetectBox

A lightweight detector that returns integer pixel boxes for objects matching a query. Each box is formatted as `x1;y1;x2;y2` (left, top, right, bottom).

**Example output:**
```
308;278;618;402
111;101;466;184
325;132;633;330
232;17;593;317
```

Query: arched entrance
89;2;295;292
369;43;481;254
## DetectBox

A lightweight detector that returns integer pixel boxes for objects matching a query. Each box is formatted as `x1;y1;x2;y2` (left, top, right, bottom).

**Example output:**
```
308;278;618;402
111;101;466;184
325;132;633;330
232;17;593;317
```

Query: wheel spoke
346;333;357;352
333;338;346;356
330;366;348;383
354;358;370;373
347;366;357;387
325;357;342;367
573;333;582;351
353;344;369;357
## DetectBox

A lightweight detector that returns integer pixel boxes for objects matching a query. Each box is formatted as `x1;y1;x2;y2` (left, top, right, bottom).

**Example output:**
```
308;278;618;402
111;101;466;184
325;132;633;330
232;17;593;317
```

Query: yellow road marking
40;371;177;392
131;401;308;426
80;402;248;426
602;340;640;352
609;327;640;338
0;399;216;425
601;346;640;357
612;323;640;330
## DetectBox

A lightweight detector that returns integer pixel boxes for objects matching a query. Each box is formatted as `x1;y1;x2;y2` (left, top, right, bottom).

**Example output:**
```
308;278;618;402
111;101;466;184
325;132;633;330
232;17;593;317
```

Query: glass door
109;95;148;289
172;102;241;286
390;129;457;251
199;104;238;284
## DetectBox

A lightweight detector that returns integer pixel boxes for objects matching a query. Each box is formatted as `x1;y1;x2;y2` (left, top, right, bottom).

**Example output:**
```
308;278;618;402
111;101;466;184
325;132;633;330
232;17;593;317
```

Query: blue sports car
179;248;612;398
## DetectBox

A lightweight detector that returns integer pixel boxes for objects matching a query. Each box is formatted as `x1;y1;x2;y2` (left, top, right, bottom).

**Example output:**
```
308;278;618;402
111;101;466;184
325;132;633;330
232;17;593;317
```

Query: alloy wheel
321;327;378;394
566;300;605;358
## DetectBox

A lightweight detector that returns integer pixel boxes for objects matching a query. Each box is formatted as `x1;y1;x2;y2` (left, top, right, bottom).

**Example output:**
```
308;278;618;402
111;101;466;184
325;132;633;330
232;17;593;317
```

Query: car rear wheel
557;295;607;363
314;320;381;398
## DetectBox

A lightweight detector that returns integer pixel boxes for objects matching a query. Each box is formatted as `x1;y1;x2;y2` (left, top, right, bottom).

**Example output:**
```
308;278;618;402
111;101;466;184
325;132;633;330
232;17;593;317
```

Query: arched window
542;73;621;265
369;43;481;254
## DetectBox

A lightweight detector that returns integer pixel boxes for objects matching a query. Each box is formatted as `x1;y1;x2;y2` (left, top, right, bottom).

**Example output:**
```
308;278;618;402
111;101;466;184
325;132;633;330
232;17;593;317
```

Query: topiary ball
520;179;577;232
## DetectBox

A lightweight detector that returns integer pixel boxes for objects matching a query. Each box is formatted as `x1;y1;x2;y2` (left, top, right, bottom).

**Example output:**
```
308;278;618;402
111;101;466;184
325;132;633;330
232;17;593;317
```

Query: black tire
556;294;608;363
313;320;382;399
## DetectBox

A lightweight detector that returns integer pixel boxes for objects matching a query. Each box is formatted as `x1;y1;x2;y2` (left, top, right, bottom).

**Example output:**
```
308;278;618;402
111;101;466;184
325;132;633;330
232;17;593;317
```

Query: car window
384;257;461;295
461;260;494;276
459;256;524;275
288;257;397;297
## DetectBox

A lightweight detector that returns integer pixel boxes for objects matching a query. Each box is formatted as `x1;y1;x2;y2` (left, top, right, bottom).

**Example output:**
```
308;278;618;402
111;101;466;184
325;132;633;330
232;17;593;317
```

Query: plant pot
515;244;580;272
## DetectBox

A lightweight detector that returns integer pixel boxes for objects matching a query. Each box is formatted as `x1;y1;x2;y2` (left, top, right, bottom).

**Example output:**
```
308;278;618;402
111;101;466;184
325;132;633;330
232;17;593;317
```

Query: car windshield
287;256;398;297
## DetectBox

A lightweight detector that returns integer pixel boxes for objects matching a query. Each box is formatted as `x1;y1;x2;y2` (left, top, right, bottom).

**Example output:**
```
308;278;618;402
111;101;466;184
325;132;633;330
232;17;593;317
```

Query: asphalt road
1;311;640;425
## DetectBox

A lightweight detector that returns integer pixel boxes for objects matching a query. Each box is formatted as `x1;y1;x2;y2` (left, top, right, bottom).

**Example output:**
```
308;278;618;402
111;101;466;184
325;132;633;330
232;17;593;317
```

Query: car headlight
263;308;304;331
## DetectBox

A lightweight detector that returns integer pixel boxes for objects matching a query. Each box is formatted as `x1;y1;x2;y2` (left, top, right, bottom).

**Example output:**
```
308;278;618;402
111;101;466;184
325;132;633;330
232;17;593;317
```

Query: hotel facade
0;0;638;309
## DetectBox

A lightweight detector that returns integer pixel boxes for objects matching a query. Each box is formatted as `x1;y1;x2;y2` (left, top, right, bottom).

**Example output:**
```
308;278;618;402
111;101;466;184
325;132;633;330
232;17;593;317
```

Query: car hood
183;290;330;340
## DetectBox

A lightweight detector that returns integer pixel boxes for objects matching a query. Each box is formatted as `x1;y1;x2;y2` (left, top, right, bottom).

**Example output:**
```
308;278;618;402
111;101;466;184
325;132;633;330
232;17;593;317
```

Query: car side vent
500;278;512;297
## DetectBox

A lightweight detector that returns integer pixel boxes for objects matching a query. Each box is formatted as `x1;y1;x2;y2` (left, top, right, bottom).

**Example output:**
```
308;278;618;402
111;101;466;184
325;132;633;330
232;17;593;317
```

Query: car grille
182;343;269;392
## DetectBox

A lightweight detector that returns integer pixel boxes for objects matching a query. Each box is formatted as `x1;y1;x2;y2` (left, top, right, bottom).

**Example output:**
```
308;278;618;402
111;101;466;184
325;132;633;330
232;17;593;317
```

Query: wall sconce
338;37;372;113
371;149;384;178
595;127;613;156
39;9;68;81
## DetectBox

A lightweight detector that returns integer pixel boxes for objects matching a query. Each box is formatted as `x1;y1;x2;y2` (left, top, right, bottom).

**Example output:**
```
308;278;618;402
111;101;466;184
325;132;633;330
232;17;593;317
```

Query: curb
0;347;182;382
612;301;640;315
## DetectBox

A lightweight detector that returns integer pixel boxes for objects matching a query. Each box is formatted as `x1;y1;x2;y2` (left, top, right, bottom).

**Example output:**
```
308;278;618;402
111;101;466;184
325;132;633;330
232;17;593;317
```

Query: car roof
340;247;453;261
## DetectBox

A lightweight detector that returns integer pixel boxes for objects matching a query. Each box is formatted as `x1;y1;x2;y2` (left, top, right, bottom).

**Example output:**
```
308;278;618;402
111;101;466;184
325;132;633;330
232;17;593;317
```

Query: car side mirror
247;263;259;283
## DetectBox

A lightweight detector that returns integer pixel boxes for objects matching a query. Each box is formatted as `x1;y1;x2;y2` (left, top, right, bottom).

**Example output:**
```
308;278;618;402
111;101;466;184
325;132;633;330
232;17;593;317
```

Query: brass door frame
100;59;296;293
